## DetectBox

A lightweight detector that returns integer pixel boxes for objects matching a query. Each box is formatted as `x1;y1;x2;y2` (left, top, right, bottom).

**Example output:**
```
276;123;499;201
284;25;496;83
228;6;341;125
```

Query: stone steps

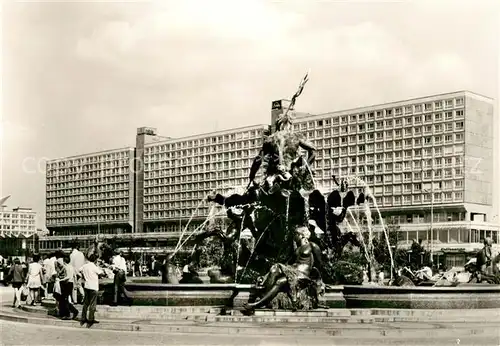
22;303;500;323
2;307;500;338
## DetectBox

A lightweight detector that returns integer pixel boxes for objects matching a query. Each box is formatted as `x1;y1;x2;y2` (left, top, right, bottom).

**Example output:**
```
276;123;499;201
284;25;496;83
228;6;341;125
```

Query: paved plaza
1;286;500;346
1;319;499;346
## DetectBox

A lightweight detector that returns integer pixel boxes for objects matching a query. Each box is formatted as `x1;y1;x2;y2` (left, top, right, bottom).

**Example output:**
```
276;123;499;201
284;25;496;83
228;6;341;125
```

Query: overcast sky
1;0;499;228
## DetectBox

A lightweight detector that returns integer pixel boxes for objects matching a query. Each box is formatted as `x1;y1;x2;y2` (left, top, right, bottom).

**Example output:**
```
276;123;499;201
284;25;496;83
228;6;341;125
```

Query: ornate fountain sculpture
181;73;367;313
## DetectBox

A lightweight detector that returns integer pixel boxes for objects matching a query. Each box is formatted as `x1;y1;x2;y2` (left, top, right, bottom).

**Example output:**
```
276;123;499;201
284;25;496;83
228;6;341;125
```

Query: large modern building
0;196;38;258
40;90;499;267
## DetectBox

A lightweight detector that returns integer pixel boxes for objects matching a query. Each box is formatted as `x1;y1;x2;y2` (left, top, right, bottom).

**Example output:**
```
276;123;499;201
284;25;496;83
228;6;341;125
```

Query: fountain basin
343;284;500;309
98;281;346;308
97;280;500;309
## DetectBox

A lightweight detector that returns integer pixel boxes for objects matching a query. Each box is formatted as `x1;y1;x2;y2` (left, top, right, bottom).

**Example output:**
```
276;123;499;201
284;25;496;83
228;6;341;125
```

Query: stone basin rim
343;285;500;293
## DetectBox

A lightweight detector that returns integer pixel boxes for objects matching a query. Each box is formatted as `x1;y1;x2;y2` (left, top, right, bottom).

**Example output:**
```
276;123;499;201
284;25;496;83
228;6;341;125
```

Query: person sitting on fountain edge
242;226;323;314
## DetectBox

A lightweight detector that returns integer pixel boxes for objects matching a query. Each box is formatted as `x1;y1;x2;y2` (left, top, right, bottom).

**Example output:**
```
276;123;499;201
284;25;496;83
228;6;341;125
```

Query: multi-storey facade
40;91;498;267
42;148;136;251
289;90;497;267
141;124;268;233
0;197;38;257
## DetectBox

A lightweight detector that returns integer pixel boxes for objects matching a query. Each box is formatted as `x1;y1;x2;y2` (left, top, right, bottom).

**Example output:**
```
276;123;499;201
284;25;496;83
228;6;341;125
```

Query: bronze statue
191;207;259;283
470;237;500;284
242;227;324;314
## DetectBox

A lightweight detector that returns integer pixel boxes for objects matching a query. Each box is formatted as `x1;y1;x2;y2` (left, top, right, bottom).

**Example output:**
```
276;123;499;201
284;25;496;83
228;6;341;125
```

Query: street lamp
423;187;434;266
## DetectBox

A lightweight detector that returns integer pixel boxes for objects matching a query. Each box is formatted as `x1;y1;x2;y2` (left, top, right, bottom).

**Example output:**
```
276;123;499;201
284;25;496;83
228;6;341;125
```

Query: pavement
1;286;499;345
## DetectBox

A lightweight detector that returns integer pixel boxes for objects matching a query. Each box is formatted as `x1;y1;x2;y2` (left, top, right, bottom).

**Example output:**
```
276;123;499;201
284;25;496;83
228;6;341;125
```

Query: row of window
302;99;464;129
47;197;130;209
47;151;133;170
146;140;263;159
393;229;498;245
47;207;129;218
47;174;130;187
323;155;463;167
297;115;465;135
0;219;35;224
304;125;464;145
47;182;130;194
0;213;35;219
0;225;36;230
46;214;130;225
145;129;265;154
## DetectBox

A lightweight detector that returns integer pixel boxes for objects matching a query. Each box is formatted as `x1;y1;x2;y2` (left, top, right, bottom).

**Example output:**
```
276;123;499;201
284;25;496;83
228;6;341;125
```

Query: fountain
92;74;500;310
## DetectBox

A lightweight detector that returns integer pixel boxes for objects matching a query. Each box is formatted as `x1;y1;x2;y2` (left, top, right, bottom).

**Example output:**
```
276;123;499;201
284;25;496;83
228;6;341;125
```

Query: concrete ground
1;320;499;346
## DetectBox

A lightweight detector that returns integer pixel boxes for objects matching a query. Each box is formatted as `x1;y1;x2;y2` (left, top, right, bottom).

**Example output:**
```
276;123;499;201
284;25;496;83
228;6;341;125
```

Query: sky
1;0;499;229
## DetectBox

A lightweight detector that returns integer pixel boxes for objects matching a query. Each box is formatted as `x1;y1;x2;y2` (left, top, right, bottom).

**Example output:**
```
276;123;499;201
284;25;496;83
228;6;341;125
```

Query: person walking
110;250;132;306
70;244;86;304
77;254;105;327
7;258;25;308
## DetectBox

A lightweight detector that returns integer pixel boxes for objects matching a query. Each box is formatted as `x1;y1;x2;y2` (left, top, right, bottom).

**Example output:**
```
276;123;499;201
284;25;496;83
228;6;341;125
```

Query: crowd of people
2;246;139;327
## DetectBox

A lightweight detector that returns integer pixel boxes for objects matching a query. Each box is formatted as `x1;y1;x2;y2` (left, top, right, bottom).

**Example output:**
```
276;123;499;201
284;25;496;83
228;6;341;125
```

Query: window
456;97;464;106
415;105;422;113
455;121;464;130
445;111;453;120
445;100;453;108
424;103;432;112
435;101;442;110
405;106;413;114
456;110;464;118
455;133;464;141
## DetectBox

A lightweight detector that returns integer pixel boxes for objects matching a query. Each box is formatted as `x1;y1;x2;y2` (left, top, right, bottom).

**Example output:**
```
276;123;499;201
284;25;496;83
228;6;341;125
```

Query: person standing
26;254;44;305
43;253;57;299
70;245;86;304
7;258;25;308
111;250;132;306
78;254;105;327
58;255;78;320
